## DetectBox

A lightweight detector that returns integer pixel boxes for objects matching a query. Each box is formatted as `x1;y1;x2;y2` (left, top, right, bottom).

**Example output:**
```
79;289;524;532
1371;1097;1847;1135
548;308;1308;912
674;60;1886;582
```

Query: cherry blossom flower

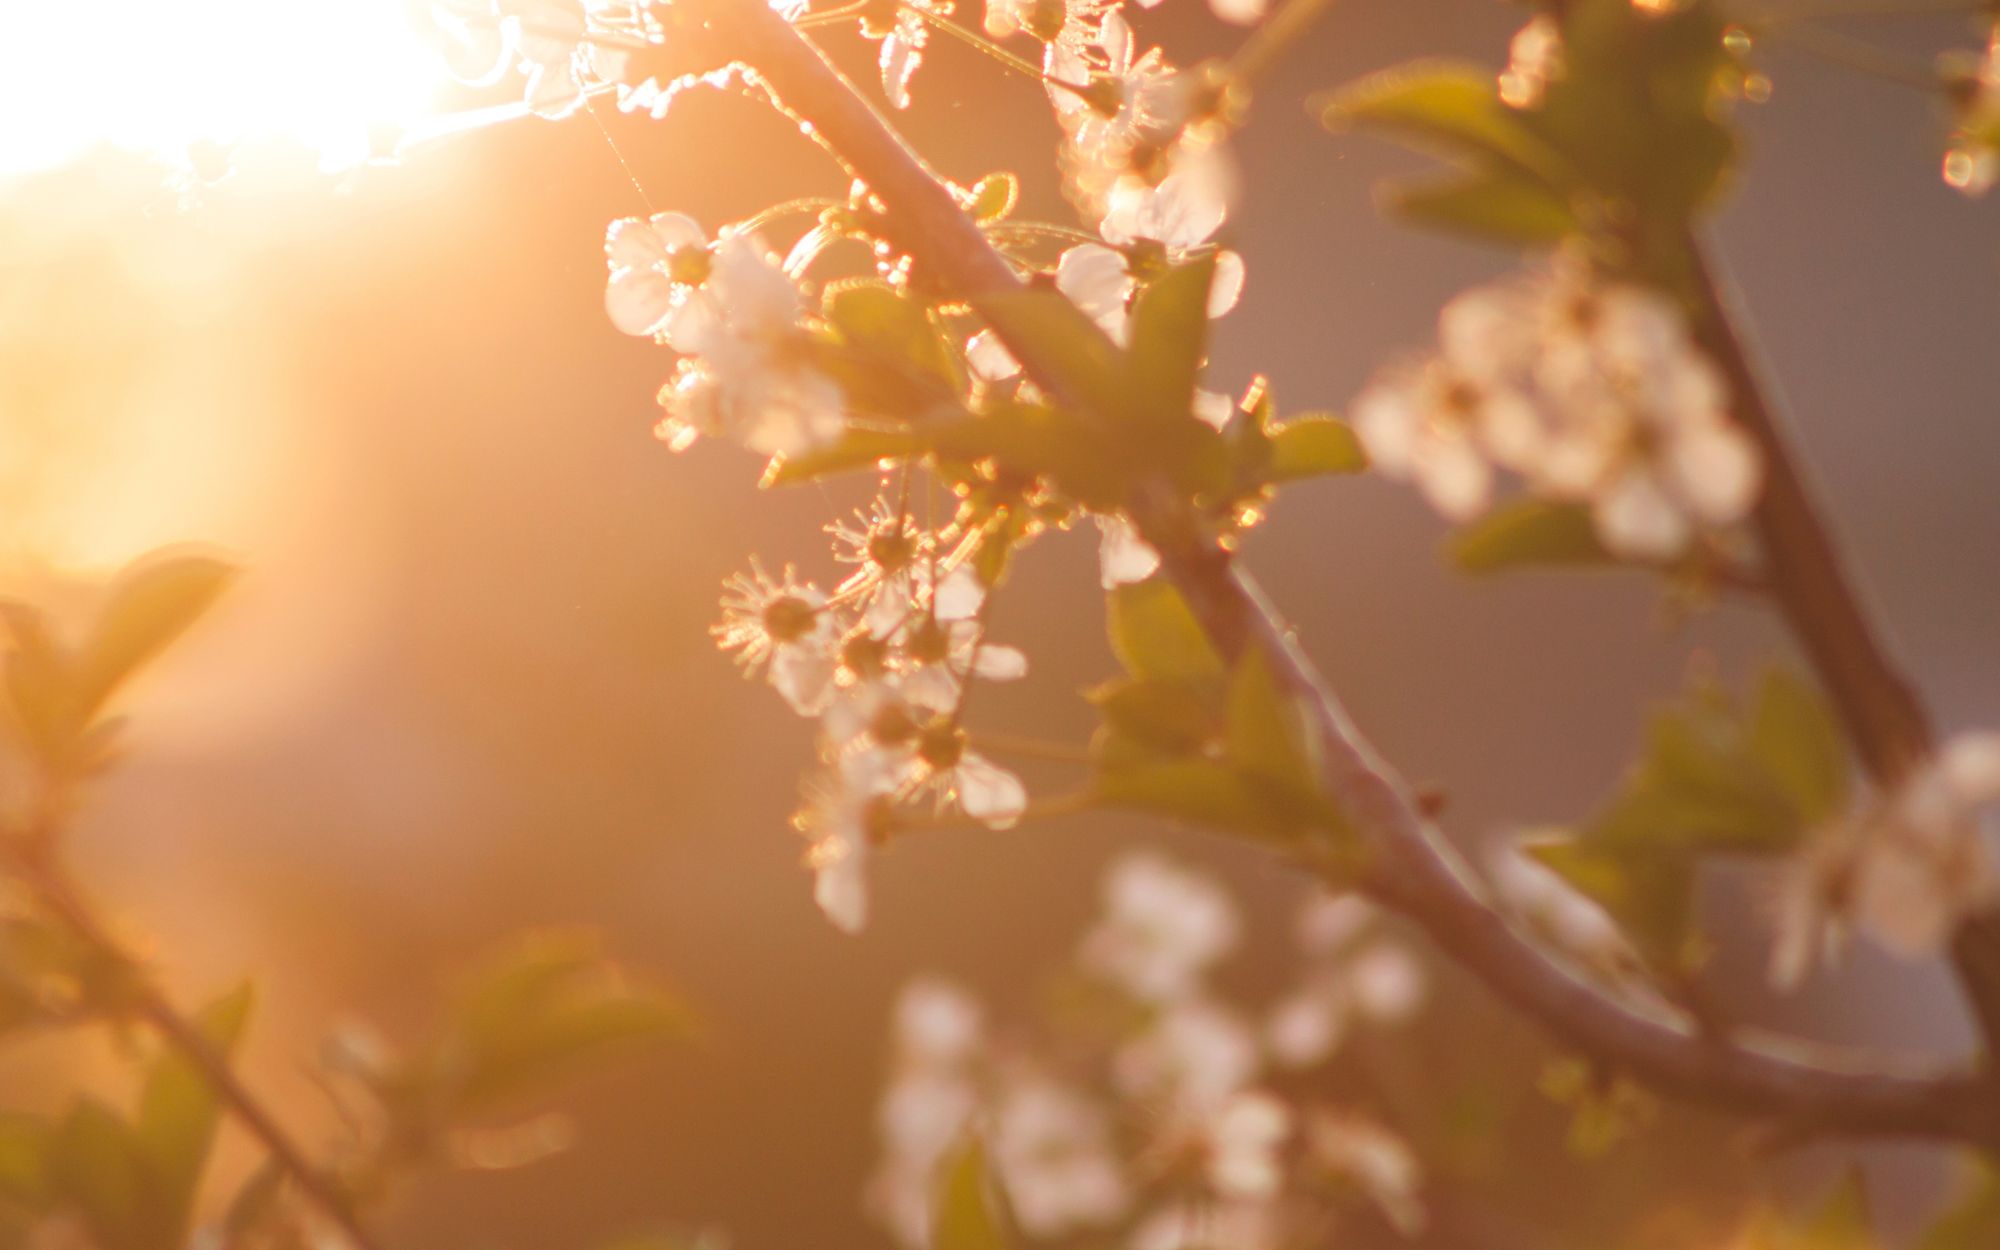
1203;1091;1292;1198
1082;852;1241;1002
1775;732;2000;980
711;559;839;714
870;978;988;1246
1114;997;1260;1113
991;1073;1133;1236
1351;355;1533;520
1498;15;1563;109
1097;515;1162;588
1266;895;1425;1068
1307;1112;1423;1234
794;754;897;933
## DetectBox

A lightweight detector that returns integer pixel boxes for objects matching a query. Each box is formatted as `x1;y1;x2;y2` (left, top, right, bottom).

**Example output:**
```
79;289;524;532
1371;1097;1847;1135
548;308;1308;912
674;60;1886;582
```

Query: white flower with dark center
1522;269;1762;557
604;211;726;344
991;1074;1132;1237
1056;14;1176;186
1351;356;1536;520
856;717;1028;829
659;332;847;458
711;559;841;714
1082;852;1241;1002
884;564;1028;712
829;498;934;621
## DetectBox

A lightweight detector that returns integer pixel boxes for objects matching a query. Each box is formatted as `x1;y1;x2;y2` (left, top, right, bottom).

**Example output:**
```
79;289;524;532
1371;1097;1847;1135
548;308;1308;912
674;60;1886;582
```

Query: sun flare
0;1;450;175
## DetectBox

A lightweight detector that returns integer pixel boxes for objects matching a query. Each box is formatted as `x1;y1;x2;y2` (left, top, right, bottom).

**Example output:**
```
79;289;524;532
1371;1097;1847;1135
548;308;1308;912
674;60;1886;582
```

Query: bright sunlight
0;1;447;174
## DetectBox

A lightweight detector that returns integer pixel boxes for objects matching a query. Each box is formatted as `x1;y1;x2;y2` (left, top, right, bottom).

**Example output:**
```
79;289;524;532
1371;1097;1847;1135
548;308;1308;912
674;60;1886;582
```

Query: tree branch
689;0;2000;1147
1682;232;2000;1059
2;843;385;1250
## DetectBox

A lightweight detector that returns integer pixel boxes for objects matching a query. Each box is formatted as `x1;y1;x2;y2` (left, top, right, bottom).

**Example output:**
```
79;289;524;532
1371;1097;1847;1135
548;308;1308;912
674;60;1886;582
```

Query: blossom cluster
1352;255;1763;561
711;505;1032;932
1771;731;2000;987
870;852;1428;1250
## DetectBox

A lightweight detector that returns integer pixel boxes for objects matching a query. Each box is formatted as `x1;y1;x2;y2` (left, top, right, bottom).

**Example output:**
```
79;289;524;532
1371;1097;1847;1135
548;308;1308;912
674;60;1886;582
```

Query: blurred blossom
1773;731;2000;985
1081;853;1241;1002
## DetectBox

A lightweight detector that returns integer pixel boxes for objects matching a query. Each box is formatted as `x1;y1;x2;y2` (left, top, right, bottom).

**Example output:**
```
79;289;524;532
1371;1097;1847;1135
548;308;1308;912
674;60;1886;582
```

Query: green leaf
966;173;1019;224
1088;677;1219;757
1750;668;1851;828
1315;59;1569;183
47;1100;150;1250
437;931;689;1114
760;427;926;486
1226;650;1318;795
975;288;1132;424
1524;0;1738;221
72;553;236;727
1528;837;1695;967
1384;167;1579;246
136;983;254;1243
0;1115;52;1211
0;601;77;765
1262;416;1367;481
819;283;960;419
1125;254;1216;425
931;1140;1012;1250
1449;500;1613;574
1106;580;1224;684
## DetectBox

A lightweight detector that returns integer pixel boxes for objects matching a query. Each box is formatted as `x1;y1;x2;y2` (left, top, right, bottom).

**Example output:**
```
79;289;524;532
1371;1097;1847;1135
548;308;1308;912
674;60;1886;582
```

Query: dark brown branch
3;844;385;1250
691;0;2000;1147
1682;233;2000;1058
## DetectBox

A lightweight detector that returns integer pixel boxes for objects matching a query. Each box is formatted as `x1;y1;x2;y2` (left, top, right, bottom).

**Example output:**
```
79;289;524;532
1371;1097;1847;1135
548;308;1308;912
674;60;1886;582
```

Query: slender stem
903;6;1053;82
2;843;385;1250
969;730;1097;765
1681;231;2000;1059
890;790;1098;833
1229;0;1341;89
695;0;2000;1147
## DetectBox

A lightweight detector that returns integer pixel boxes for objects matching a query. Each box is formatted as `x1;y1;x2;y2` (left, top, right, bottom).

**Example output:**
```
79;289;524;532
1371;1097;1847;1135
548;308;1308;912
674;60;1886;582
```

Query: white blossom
1082;852;1241;1002
992;1074;1133;1237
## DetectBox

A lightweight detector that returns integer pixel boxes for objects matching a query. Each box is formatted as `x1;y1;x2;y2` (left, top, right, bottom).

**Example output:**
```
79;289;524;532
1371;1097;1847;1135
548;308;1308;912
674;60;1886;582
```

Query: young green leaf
1106;580;1225;684
1315;60;1569;183
72;553;236;728
931;1140;1013;1250
135;983;255;1243
1384;168;1579;246
1124;254;1216;426
1750;668;1851;829
1263;417;1367;482
1449;500;1613;574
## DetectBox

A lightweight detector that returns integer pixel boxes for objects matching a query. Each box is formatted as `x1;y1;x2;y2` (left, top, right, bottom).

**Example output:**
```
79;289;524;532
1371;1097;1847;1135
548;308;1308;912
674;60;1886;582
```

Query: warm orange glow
0;1;449;175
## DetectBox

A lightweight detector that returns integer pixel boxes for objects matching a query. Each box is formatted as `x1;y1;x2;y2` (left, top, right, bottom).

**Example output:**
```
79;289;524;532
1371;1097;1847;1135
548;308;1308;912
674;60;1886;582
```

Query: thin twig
693;0;2000;1147
1;843;385;1250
